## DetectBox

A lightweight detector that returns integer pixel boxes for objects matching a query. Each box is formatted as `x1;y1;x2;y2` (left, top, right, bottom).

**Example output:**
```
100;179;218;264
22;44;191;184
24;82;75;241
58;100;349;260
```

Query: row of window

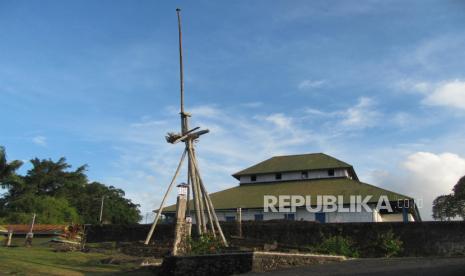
225;213;300;221
249;169;336;182
225;213;326;223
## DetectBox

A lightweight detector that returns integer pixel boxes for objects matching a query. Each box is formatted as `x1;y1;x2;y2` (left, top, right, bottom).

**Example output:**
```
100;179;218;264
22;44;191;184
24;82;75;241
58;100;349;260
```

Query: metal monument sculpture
144;9;227;247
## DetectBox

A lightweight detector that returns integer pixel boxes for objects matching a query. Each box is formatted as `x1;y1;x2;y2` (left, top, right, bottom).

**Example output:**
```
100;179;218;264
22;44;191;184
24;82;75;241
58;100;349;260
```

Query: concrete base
160;251;346;276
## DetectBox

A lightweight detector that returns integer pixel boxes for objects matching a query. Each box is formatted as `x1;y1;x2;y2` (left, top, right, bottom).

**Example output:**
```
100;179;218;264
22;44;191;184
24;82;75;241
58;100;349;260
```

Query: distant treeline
0;146;141;225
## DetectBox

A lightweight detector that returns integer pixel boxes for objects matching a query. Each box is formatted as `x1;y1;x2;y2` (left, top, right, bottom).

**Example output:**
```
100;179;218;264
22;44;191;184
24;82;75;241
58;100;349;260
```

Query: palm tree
0;146;23;189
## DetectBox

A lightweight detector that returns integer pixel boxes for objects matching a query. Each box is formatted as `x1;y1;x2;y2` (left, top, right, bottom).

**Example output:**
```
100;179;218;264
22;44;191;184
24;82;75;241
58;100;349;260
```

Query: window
284;213;295;221
315;212;326;223
254;214;264;221
251;175;257;182
328;169;335;176
225;216;236;222
275;173;282;180
301;171;308;179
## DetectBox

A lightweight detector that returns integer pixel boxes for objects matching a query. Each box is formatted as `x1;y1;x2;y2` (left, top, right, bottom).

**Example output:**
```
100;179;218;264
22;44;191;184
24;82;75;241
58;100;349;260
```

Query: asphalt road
245;257;465;276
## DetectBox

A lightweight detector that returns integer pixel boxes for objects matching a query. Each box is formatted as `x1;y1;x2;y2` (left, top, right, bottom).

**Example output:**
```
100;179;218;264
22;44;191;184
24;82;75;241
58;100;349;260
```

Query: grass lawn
0;237;154;275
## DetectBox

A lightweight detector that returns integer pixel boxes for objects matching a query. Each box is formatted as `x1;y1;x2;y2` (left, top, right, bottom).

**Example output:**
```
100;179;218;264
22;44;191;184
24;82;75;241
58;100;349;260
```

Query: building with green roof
163;153;421;223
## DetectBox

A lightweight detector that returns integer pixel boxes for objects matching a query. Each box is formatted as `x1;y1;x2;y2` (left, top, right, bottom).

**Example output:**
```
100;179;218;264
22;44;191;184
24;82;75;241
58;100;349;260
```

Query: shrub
376;230;403;257
188;234;225;255
315;236;359;258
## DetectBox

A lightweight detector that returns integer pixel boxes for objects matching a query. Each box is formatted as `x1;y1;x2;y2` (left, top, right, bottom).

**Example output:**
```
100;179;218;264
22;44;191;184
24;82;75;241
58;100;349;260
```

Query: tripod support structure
144;8;227;247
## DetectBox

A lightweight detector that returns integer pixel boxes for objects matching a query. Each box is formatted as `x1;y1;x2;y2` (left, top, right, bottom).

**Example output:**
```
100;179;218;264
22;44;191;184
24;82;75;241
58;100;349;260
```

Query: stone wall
85;221;465;257
159;251;345;276
223;221;465;257
84;224;173;243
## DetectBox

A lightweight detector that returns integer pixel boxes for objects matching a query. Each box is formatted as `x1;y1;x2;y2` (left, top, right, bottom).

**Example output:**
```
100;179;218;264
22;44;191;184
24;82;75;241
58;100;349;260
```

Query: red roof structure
1;224;66;235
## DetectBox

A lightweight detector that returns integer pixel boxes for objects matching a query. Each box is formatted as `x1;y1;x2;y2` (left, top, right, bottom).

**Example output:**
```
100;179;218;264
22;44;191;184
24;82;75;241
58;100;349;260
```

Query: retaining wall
85;221;465;257
159;251;346;276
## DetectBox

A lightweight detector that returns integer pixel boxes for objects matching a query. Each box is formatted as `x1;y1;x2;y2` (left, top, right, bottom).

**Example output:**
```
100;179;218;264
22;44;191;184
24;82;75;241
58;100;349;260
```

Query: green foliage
0;146;23;189
432;194;459;221
433;175;465;220
453;176;465;200
188;234;225;255
314;230;403;258
375;230;403;257
0;146;141;224
315;236;359;257
4;196;79;224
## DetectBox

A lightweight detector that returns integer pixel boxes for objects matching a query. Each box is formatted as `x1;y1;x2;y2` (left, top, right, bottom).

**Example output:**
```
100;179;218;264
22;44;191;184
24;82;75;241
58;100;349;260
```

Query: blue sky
2;0;465;220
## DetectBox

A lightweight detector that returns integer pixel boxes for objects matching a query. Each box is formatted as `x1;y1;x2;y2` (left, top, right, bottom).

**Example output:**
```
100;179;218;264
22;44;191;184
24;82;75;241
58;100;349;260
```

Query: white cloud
298;79;326;90
423;80;465;110
396;79;431;93
263;113;293;129
373;152;465;220
407;35;465;71
403;152;465;194
403;152;465;219
340;97;380;128
188;105;221;118
32;136;47;146
398;79;465;111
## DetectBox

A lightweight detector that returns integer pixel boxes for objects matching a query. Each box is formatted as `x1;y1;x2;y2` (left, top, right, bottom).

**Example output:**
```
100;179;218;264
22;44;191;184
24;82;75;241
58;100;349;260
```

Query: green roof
232;153;353;179
163;178;411;212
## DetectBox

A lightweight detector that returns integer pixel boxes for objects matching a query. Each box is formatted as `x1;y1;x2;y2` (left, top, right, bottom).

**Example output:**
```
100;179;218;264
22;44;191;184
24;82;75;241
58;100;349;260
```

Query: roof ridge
233;152;353;178
272;152;324;158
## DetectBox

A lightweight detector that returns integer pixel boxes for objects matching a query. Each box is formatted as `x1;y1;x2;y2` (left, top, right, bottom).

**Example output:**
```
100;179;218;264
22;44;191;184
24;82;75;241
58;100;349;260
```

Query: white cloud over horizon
398;79;465;111
423;80;465;110
372;152;465;220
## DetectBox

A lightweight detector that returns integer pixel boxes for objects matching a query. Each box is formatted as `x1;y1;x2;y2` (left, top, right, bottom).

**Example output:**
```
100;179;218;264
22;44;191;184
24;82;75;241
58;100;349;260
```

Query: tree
453;176;465;200
73;182;141;225
432;175;465;220
23;157;88;196
452;176;465;218
4;195;79;224
0;146;23;189
432;194;458;221
0;147;141;224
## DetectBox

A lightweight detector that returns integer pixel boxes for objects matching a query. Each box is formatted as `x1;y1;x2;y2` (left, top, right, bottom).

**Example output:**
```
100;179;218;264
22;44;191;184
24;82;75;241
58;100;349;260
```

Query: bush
188;234;225;255
358;229;403;257
315;236;359;258
376;230;403;257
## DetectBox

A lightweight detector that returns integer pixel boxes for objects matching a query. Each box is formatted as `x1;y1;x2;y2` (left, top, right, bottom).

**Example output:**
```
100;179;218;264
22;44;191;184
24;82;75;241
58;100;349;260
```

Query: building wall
326;209;375;223
212;206;376;223
380;213;414;222
239;168;349;184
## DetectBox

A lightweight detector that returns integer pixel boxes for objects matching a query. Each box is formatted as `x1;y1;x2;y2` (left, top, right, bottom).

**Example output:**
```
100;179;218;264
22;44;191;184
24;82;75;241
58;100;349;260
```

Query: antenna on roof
144;9;227;247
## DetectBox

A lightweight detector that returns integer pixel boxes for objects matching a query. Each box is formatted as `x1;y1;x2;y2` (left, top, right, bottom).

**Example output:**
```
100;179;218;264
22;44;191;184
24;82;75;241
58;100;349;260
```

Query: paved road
245;257;465;276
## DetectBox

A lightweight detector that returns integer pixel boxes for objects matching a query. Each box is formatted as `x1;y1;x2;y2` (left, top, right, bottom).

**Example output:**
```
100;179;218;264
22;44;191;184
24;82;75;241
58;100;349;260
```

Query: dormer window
301;171;308;179
328;169;335;176
251;175;257;182
275;173;282;180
